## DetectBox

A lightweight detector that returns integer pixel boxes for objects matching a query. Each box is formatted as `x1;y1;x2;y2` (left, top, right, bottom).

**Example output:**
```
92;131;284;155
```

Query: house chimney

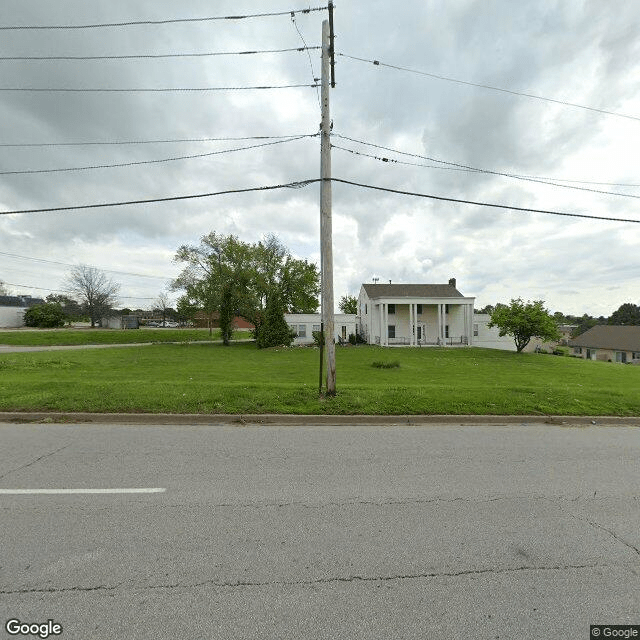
389;279;392;284
448;277;456;288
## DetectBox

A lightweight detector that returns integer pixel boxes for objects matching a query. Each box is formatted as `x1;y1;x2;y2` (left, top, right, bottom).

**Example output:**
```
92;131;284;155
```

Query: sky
0;0;639;317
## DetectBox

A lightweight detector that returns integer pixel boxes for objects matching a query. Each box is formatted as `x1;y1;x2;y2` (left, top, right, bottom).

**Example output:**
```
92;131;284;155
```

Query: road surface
1;421;638;639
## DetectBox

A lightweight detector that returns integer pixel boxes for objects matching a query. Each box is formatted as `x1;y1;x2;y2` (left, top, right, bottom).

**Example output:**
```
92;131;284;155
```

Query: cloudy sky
0;0;638;316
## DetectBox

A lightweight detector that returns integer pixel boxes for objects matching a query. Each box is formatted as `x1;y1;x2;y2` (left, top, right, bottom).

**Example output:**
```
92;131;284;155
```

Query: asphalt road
1;422;638;640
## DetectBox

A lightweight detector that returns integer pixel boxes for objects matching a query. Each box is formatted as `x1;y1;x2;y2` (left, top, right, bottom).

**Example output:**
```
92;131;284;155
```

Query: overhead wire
338;53;640;123
0;135;316;175
0;251;169;280
0;47;321;61
291;11;321;110
1;282;156;300
0;83;319;93
0;134;317;148
332;134;640;198
1;178;639;224
0;6;328;30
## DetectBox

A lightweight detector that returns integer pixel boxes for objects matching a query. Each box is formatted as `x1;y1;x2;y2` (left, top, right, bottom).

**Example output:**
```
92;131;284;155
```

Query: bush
256;293;295;349
371;361;400;369
312;330;324;347
348;333;357;345
23;303;66;328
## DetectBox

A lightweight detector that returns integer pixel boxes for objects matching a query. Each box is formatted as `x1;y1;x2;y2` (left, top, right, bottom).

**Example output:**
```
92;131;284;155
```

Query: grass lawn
0;328;225;346
1;343;639;415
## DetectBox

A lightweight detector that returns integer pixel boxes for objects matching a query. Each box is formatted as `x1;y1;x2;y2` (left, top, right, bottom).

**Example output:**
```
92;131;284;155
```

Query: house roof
569;325;640;351
0;295;44;308
361;283;464;299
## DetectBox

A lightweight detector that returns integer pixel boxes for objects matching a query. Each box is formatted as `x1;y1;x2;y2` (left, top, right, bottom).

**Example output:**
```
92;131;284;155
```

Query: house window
417;326;422;340
388;304;396;314
615;351;627;363
365;304;367;314
388;325;395;339
586;349;596;360
416;304;423;314
574;347;582;354
633;352;640;360
341;326;347;340
445;304;450;313
312;324;320;333
298;324;307;338
473;323;479;337
445;325;449;338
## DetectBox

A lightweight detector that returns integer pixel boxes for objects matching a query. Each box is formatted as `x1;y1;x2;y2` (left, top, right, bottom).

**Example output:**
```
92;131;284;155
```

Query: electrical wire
0;6;328;30
338;53;640;124
1;282;156;299
0;134;316;148
332;135;640;198
0;251;169;280
0;47;320;61
0;180;320;215
0;135;315;176
330;178;640;223
291;12;321;110
1;178;639;224
0;83;319;93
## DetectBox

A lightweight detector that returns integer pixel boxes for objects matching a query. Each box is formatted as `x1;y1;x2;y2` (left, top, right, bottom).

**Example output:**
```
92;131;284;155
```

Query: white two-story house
358;279;475;346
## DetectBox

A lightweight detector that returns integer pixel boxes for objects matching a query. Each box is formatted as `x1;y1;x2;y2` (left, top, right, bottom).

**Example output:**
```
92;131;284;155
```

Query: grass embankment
0;328;223;346
1;343;639;415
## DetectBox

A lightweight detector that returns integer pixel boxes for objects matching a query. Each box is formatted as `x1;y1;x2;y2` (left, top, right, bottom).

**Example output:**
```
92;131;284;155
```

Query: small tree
339;294;358;314
23;303;66;328
489;298;560;353
65;265;120;327
256;292;295;349
154;292;171;326
0;280;9;295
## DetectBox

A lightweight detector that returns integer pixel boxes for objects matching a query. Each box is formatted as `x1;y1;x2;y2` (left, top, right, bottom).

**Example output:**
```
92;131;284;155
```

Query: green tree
45;294;83;323
488;298;560;353
23;303;66;328
339;294;358;314
255;291;295;349
609;303;640;325
173;232;319;346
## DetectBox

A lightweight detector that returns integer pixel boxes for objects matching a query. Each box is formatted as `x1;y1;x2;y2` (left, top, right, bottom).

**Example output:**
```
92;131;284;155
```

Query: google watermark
5;619;63;639
591;626;640;639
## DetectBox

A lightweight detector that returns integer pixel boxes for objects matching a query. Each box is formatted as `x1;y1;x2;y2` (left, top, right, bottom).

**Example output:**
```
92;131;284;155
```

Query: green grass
0;328;226;346
1;343;639;415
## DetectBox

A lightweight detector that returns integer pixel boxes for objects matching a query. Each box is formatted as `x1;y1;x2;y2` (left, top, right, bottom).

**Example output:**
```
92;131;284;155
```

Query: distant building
285;313;358;345
569;325;640;363
0;295;45;328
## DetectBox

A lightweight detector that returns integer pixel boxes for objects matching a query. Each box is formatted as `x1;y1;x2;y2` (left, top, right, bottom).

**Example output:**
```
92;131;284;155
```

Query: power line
332;135;640;198
1;177;638;224
291;12;321;110
0;251;169;280
330;178;640;223
0;47;320;61
338;53;640;124
0;83;319;93
0;6;328;30
0;133;316;148
0;180;320;215
0;135;315;176
2;282;156;300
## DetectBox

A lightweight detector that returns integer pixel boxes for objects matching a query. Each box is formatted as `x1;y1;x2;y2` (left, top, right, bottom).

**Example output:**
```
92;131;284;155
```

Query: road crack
0;443;71;481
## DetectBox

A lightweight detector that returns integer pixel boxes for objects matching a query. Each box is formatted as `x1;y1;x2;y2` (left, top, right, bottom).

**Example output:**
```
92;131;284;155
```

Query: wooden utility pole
320;18;336;395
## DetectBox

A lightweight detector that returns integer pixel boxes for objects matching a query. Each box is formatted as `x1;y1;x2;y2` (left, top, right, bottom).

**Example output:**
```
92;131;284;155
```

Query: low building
569;325;640;363
358;279;475;346
0;295;45;328
285;313;358;345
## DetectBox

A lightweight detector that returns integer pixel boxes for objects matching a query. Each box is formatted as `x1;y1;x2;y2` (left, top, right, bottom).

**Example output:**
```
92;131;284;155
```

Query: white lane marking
0;488;166;494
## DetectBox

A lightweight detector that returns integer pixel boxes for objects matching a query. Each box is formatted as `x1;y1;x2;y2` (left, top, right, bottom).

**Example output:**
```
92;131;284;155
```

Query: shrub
348;333;357;345
371;361;400;369
23;303;66;328
256;292;295;349
312;330;324;347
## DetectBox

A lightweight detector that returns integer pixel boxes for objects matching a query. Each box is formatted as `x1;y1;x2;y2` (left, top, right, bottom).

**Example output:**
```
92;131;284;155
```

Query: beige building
569;325;640;363
358;279;475;346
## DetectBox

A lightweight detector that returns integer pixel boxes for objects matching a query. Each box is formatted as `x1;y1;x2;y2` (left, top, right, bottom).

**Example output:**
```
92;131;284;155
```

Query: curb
0;412;639;427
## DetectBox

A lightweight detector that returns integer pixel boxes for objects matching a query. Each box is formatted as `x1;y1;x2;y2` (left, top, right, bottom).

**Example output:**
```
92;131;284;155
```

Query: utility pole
320;18;336;395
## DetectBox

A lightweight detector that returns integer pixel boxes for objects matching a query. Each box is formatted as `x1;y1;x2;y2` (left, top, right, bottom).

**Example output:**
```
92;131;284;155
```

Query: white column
384;303;389;346
410;303;415;346
437;304;442;345
379;303;383;345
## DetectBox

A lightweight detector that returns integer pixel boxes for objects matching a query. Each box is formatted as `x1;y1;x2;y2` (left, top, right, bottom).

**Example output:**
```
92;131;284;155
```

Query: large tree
64;265;120;327
488;298;560;353
172;232;319;346
45;294;83;323
609;302;640;325
339;294;358;314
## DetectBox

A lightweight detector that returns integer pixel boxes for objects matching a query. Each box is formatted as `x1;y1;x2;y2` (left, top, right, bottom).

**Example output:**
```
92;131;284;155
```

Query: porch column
437;303;442;345
384;302;389;346
411;303;416;346
379;303;384;345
